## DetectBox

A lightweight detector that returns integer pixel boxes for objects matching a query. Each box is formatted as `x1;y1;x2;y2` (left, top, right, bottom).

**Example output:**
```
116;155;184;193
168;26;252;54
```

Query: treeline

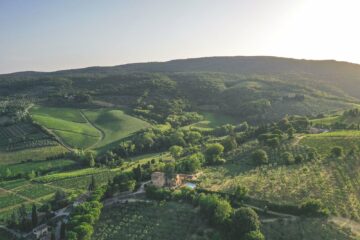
145;185;265;240
66;187;105;240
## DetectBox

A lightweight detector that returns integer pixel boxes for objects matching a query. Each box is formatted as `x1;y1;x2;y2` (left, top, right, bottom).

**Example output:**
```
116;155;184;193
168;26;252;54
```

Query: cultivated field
92;201;205;240
0;145;68;166
30;106;150;151
0;122;57;151
300;130;360;155
82;109;150;152
199;154;360;221
261;218;357;240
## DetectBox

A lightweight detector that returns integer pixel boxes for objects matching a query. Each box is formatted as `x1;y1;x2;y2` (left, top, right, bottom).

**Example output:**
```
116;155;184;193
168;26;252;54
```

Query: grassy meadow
30;106;150;151
82;109;151;152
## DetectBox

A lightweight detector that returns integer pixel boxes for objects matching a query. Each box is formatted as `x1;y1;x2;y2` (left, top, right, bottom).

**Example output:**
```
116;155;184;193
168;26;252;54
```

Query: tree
88;154;95;167
205;143;224;165
5;168;12;178
231;207;261;238
213;199;233;226
331;146;343;157
287;127;295;139
60;221;66;240
164;163;175;186
295;155;304;164
252;149;268;165
300;199;329;217
88;176;97;192
132;164;142;182
31;204;38;228
243;230;265;240
282;152;294;165
169;145;183;159
234;185;248;203
51;231;56;240
222;136;238;152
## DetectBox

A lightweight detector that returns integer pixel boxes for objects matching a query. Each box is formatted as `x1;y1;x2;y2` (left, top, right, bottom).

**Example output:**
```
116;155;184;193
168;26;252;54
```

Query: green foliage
252;149;268;165
299;199;330;217
282;151;294;165
231;207;261;238
331;146;343;157
205;143;225;165
169;145;183;159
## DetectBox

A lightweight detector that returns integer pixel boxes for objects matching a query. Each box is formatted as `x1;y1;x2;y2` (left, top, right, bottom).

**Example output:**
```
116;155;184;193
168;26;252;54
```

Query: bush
243;230;265;240
299;199;329;217
331;146;343;157
231;207;261;238
251;149;268;165
282;152;294;165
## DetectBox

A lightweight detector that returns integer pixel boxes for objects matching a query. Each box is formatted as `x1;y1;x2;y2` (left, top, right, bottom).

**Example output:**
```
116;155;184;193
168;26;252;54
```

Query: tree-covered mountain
1;56;359;123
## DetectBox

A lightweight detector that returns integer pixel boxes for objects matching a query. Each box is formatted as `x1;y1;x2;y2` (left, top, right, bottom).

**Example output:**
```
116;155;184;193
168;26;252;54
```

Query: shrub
282;152;294;165
251;149;268;165
295;155;304;164
299;199;329;217
331;146;343;157
231;207;261;238
243;230;265;240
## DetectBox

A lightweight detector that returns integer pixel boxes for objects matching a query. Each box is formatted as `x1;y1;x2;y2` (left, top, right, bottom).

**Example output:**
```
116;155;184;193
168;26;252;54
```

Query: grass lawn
189;112;238;130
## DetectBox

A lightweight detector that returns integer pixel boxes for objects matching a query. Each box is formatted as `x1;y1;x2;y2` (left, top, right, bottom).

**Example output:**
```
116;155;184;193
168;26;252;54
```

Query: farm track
80;111;105;150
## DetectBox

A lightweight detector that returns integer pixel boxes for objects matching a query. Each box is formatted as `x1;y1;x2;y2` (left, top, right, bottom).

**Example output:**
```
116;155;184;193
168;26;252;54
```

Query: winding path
79;111;105;150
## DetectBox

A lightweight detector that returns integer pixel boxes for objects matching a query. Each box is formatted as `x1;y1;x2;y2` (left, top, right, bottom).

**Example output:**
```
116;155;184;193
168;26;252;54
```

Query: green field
301;130;360;155
92;201;208;240
0;145;68;166
82;109;151;152
184;111;238;131
30;106;150;151
0;159;76;177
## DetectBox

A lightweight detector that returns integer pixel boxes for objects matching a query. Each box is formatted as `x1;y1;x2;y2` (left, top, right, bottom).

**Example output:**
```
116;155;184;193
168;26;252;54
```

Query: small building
309;127;329;134
151;172;197;188
32;224;49;239
151;172;166;187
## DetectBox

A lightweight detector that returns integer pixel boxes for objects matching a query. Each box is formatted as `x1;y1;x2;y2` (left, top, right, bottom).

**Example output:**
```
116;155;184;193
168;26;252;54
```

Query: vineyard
0;159;76;177
0;122;57;151
261;218;357;240
300;131;360;156
0;145;68;166
199;154;360;221
92;201;205;240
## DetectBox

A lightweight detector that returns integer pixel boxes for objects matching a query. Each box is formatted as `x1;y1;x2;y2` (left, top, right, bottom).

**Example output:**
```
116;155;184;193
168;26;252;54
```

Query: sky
0;0;359;74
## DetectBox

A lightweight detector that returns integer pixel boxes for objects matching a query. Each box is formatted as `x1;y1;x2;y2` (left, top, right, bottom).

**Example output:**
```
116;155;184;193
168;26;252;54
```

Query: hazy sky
1;0;359;73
